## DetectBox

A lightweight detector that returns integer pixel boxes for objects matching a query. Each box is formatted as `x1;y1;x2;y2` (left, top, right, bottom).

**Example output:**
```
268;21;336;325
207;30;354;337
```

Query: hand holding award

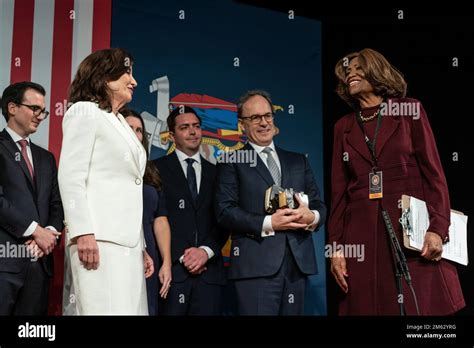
265;185;314;231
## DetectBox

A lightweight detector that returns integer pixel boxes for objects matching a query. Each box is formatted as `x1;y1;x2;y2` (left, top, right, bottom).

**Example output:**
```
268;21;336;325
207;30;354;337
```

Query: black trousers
160;275;223;315
233;242;306;315
0;260;49;315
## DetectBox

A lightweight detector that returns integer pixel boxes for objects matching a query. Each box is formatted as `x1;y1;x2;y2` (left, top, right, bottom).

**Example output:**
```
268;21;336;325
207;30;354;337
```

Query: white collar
5;126;30;145
248;141;276;154
175;148;201;164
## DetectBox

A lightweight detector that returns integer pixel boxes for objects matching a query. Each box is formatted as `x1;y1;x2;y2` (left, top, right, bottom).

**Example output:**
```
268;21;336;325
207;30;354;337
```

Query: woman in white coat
58;48;154;315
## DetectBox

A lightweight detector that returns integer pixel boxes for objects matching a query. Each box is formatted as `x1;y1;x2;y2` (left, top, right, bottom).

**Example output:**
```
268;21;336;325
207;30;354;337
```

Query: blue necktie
185;158;198;202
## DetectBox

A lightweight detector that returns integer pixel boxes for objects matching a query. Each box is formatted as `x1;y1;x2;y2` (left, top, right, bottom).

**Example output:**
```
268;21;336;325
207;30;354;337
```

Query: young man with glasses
215;90;326;315
0;81;63;315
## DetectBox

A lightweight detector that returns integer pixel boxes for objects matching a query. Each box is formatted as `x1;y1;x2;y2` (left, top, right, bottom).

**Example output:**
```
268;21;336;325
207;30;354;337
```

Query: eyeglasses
240;112;274;124
16;103;50;119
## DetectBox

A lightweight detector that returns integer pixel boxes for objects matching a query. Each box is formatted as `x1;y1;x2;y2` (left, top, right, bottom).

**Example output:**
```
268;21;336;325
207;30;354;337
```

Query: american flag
0;0;111;160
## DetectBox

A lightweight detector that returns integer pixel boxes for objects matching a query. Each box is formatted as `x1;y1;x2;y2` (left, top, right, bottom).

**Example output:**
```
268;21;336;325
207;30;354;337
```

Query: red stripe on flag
48;0;75;316
92;0;111;52
10;0;35;83
48;0;74;161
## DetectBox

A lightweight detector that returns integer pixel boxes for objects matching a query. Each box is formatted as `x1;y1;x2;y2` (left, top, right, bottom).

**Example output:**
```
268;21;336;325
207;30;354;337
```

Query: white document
407;196;468;266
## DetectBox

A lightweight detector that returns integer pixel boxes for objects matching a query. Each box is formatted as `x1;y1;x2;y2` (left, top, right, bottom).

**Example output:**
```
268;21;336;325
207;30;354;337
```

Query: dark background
240;2;474;316
321;12;473;316
2;3;473;346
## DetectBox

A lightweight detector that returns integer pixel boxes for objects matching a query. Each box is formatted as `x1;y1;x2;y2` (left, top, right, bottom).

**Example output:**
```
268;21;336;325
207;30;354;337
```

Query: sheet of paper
408;196;468;266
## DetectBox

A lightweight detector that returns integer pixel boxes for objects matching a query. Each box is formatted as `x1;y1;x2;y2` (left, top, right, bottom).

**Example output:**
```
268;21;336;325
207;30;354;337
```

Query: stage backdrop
0;0;325;315
112;0;326;315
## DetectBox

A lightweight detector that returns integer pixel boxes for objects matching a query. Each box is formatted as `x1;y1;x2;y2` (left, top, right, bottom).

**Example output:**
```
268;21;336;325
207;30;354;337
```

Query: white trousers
68;240;148;315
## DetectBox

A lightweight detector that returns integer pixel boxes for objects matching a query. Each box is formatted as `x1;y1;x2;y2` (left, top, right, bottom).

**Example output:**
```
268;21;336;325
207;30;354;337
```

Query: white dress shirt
248;141;320;237
6;126;34;169
5;126;57;236
174;148;202;193
174;148;214;260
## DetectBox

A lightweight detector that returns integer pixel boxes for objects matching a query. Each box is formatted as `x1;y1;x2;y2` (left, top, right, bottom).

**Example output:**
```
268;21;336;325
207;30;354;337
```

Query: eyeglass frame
15;103;50;119
239;112;274;124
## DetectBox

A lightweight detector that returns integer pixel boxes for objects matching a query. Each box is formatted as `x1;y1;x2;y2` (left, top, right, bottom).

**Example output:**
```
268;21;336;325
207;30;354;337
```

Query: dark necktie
18;139;35;180
185;158;198;202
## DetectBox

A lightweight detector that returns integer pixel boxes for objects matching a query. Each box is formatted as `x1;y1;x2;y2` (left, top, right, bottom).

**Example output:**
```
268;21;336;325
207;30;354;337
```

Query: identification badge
369;171;383;199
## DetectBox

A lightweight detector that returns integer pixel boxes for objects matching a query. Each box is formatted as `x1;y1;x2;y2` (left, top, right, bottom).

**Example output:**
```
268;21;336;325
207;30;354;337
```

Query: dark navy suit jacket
0;129;64;276
154;152;228;285
215;142;326;280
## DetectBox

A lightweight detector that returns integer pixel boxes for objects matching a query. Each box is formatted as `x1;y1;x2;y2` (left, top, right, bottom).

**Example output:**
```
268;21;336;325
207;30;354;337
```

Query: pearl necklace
359;107;380;122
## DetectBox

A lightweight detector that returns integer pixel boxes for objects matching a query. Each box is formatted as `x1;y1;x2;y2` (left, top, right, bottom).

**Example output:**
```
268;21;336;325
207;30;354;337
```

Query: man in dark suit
154;106;228;315
0;81;63;315
215;90;326;315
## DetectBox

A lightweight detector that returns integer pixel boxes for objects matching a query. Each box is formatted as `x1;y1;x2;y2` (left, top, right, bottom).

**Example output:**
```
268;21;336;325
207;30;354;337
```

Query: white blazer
58;101;146;247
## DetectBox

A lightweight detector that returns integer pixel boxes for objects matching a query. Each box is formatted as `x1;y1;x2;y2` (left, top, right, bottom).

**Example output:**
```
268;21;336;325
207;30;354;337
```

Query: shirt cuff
261;215;275;237
304;210;320;231
199;246;214;260
23;221;38;237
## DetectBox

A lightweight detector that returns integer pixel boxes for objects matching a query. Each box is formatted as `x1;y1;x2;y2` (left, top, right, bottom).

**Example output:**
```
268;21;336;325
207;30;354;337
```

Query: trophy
264;185;308;214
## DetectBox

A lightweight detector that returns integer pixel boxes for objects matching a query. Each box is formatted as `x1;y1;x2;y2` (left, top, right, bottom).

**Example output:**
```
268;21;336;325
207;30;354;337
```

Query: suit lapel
103;112;146;176
0;129;36;190
345;116;373;165
344;111;400;165
196;156;210;210
244;143;275;187
30;142;43;194
375;114;400;159
117;113;147;174
275;147;290;188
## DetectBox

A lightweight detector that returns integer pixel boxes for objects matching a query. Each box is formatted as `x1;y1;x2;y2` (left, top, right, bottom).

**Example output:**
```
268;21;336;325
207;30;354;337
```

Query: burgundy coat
328;97;465;315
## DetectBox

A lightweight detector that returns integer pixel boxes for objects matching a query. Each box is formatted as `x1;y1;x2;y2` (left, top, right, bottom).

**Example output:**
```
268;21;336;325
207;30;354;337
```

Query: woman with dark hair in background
329;48;465;315
124;109;172;315
58;48;153;314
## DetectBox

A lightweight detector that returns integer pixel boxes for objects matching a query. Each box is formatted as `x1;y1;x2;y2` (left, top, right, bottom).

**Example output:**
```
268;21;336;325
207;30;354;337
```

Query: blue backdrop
112;0;326;315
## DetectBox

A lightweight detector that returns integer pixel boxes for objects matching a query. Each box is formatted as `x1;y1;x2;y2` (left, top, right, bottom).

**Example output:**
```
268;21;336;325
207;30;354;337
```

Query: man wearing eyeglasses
215;90;326;315
0;81;63;315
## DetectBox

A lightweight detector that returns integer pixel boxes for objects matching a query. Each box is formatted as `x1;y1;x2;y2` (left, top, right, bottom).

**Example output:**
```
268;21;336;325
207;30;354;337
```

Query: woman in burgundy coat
329;48;465;315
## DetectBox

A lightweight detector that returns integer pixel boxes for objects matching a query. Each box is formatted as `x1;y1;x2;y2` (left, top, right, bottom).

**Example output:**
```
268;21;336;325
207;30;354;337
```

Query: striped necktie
262;147;281;186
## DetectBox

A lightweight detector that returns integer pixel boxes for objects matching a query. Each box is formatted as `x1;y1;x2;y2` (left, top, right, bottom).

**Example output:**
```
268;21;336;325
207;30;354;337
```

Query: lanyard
356;108;383;171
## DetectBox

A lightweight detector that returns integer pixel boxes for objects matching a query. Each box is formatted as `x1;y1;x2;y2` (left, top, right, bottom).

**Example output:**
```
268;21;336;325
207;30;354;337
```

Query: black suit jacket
154;152;228;284
0;129;64;276
215;143;326;279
